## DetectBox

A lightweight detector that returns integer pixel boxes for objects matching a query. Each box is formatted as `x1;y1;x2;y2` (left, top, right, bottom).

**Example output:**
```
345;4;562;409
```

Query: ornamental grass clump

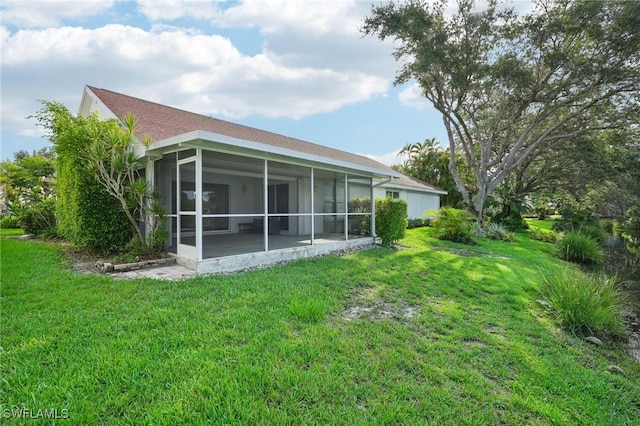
556;232;603;264
540;267;628;339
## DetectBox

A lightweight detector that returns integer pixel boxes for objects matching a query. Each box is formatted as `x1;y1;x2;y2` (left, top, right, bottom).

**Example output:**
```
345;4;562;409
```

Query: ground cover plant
1;228;639;424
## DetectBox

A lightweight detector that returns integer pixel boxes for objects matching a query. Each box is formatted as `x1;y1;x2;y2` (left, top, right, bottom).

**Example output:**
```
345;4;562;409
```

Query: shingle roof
87;86;398;175
390;174;447;194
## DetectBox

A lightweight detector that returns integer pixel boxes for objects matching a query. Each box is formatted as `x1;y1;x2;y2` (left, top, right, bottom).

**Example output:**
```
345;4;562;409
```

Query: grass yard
1;228;639;424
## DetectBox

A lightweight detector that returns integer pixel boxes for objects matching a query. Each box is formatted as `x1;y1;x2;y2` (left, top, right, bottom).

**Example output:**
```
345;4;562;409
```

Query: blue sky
1;0;451;166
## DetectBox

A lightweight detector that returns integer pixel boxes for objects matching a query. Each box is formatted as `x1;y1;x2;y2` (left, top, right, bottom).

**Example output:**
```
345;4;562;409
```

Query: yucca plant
484;222;515;242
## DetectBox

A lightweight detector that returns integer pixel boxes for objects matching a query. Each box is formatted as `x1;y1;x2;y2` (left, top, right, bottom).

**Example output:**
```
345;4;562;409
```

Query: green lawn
2;228;638;424
526;218;557;231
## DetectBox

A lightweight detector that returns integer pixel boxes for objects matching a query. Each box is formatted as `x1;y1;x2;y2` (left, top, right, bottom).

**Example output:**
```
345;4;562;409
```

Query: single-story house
79;86;445;273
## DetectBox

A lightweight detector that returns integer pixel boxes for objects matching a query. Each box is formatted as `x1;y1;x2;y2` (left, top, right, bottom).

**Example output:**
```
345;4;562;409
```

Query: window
386;190;400;199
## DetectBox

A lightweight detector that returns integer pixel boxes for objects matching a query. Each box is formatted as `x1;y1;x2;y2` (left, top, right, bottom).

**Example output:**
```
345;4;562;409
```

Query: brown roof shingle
87;86;397;174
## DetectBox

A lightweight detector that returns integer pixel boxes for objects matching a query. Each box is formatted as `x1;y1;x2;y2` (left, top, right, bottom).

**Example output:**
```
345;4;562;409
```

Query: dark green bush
556;232;603;264
375;197;408;245
579;225;607;247
430;207;474;244
540;267;628;338
495;211;529;232
42;103;133;252
17;198;57;235
407;218;426;229
0;215;21;229
553;206;599;233
601;220;614;234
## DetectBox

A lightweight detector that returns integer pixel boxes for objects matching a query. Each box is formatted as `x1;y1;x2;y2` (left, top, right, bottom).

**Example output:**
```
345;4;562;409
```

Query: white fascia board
81;86;119;121
82;86;145;151
149;130;404;179
384;182;448;195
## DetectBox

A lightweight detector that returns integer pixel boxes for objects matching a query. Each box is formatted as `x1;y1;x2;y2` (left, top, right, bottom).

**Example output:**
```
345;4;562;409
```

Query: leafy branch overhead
363;0;640;221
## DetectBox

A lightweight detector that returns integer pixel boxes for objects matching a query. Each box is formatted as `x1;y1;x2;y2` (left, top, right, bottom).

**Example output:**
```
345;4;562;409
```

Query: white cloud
136;0;219;21
219;0;361;36
0;0;115;28
398;83;433;110
1;23;389;139
361;149;407;167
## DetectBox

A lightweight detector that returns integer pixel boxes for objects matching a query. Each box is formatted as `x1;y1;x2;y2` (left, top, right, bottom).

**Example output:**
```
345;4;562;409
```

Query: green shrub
540;267;628;338
579;225;607;247
375;197;408;245
552;206;599;232
16;198;57;236
601;220;614;234
288;297;327;323
529;227;558;243
43;103;133;252
471;221;485;238
621;208;640;259
484;222;515;242
407;218;426;229
430;207;474;244
495;211;529;232
0;215;21;229
556;232;603;264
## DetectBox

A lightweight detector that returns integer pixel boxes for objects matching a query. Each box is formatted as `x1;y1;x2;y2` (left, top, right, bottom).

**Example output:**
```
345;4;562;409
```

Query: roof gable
85;86;397;175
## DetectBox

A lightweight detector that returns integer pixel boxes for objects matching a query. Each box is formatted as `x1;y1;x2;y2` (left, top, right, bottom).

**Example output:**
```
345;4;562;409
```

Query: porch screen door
177;159;197;259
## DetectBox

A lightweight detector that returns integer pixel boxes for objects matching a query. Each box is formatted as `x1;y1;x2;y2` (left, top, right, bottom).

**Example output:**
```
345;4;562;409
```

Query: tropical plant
32;101;166;254
484;222;515;242
396;138;467;208
429;207;473;244
32;101;133;251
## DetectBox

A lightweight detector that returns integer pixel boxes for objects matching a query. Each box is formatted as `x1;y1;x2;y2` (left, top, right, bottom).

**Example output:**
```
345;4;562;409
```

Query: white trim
148;130;403;179
383;183;448;195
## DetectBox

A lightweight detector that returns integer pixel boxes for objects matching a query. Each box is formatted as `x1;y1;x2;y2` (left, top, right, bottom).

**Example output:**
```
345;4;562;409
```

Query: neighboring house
79;86;444;273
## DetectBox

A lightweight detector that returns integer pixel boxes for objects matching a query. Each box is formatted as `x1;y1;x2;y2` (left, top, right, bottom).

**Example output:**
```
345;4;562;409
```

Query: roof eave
148;130;404;179
384;182;448;195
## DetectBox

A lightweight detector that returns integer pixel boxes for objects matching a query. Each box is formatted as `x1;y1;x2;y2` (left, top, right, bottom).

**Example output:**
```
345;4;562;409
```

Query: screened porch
153;148;374;264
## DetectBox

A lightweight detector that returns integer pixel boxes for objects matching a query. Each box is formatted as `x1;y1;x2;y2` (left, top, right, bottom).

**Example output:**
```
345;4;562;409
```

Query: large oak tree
363;0;640;221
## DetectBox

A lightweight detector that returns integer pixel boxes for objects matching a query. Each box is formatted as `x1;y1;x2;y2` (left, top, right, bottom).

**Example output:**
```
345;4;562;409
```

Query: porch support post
196;149;203;261
344;173;348;241
263;159;268;252
310;167;315;245
370;180;376;241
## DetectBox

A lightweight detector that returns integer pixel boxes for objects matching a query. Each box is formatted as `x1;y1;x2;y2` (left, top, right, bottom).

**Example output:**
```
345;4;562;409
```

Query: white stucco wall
373;187;441;220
